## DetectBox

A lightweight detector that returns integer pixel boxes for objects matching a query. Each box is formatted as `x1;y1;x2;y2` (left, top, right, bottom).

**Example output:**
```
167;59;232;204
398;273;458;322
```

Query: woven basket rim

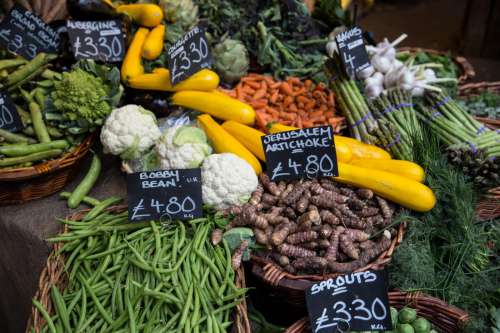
285;291;470;333
26;205;251;333
398;46;475;83
0;134;95;181
251;221;406;285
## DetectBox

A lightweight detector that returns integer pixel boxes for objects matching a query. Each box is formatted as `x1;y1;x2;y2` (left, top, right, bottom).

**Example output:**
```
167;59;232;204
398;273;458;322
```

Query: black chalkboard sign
0;5;60;59
262;126;338;182
67;20;125;62
335;26;370;78
0;91;22;132
127;169;203;222
306;270;392;332
167;26;211;86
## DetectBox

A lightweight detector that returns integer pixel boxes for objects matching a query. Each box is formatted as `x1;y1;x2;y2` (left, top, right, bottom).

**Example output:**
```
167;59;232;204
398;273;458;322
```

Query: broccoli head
51;68;111;123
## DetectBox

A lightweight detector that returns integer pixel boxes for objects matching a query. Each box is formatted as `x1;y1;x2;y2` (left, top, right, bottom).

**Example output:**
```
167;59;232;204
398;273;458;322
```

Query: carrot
328;93;335;106
298;102;304;108
279;82;294;96
304;79;313;89
270;90;279;104
251;99;268;109
255;111;268;129
243;86;256;95
324;111;335;119
263;76;275;86
260;81;268;91
270;82;281;89
302;120;314;128
292;88;307;97
241;76;261;82
288;103;298;113
283;96;294;107
236;85;244;100
305;100;316;110
267;107;280;118
309;110;323;118
253;89;267;100
287;77;301;86
296;95;309;104
282;120;293;126
314;82;325;91
245;81;261;89
280;112;297;121
297;117;303;128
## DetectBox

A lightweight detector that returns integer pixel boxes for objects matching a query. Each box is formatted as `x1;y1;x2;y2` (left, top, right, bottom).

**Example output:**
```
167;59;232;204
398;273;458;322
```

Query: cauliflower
100;105;161;160
155;125;212;169
201;153;258;209
51;68;111;123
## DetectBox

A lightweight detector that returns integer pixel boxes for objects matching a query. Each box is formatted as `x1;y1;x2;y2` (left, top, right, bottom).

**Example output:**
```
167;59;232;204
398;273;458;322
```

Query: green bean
78;273;113;324
50;286;71;332
32;299;57;333
4;53;55;86
0;149;62;167
68;154;101;208
77;311;99;332
179;284;194;328
83;196;123;221
126;290;137;333
0;140;69;156
47;126;63;138
0;128;36;144
0;58;26;71
194;248;222;281
28;101;51;143
65;289;81;315
76;286;87;331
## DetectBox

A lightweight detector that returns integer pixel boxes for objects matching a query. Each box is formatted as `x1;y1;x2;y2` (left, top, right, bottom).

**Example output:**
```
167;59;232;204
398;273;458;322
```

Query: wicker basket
250;222;406;307
399;47;475;83
285;291;469;333
0;135;94;205
26;206;251;333
458;81;500;130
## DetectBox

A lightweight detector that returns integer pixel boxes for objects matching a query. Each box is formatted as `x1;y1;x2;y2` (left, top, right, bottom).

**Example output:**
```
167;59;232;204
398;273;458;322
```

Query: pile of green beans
34;208;246;333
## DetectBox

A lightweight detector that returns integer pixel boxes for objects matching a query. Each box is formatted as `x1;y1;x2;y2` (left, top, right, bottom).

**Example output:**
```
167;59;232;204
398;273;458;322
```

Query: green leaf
223;227;255;261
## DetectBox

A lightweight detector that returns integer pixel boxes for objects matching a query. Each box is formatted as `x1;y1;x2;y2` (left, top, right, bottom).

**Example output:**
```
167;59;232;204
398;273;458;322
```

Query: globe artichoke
159;0;198;27
212;38;249;85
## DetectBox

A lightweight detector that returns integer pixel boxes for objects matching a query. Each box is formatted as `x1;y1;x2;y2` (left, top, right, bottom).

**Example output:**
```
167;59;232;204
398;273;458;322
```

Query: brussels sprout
412;317;431;333
391;307;399;325
397;323;415;333
398;307;417;324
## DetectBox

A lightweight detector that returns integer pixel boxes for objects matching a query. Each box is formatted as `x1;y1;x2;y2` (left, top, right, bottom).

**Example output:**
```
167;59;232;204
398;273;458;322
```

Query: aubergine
67;0;118;20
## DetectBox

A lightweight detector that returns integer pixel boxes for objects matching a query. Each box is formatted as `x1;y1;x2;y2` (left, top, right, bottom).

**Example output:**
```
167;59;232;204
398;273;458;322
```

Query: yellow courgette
221;121;266;161
121;27;149;82
198;114;262;174
266;123;353;162
128;68;219;92
116;4;163;27
349;158;425;183
173;91;255;125
335;162;436;212
142;24;165;60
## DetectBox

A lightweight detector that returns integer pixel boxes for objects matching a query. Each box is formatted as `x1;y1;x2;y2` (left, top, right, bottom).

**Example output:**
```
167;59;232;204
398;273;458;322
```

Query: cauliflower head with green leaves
51;68;111;123
100;104;161;160
201;153;258;209
155;125;212;170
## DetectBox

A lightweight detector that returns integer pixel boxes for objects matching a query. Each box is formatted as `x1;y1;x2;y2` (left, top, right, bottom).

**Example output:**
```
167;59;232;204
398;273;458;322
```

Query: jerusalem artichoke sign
126;168;203;222
261;125;339;181
306;270;392;332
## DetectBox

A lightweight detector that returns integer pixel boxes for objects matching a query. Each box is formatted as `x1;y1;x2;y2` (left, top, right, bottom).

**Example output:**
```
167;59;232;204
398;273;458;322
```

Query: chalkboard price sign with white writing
262;126;338;182
67;20;125;62
0;5;60;59
127;169;203;222
335;26;370;78
306;270;392;332
167;26;211;86
0;91;22;132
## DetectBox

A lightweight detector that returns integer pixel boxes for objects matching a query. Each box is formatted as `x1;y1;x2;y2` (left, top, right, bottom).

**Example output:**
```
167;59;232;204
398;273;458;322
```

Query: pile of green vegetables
351;306;436;333
0;54;121;169
196;0;337;83
34;203;246;333
458;90;500;120
388;132;500;332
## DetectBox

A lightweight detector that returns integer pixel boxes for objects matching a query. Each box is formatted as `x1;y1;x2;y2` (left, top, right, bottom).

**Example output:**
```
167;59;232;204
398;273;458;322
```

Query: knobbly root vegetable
231;240;249;269
227;177;401;274
67;154;102;209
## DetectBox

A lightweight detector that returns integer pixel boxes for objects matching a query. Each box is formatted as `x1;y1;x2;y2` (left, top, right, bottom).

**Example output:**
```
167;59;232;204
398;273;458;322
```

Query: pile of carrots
219;74;345;132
